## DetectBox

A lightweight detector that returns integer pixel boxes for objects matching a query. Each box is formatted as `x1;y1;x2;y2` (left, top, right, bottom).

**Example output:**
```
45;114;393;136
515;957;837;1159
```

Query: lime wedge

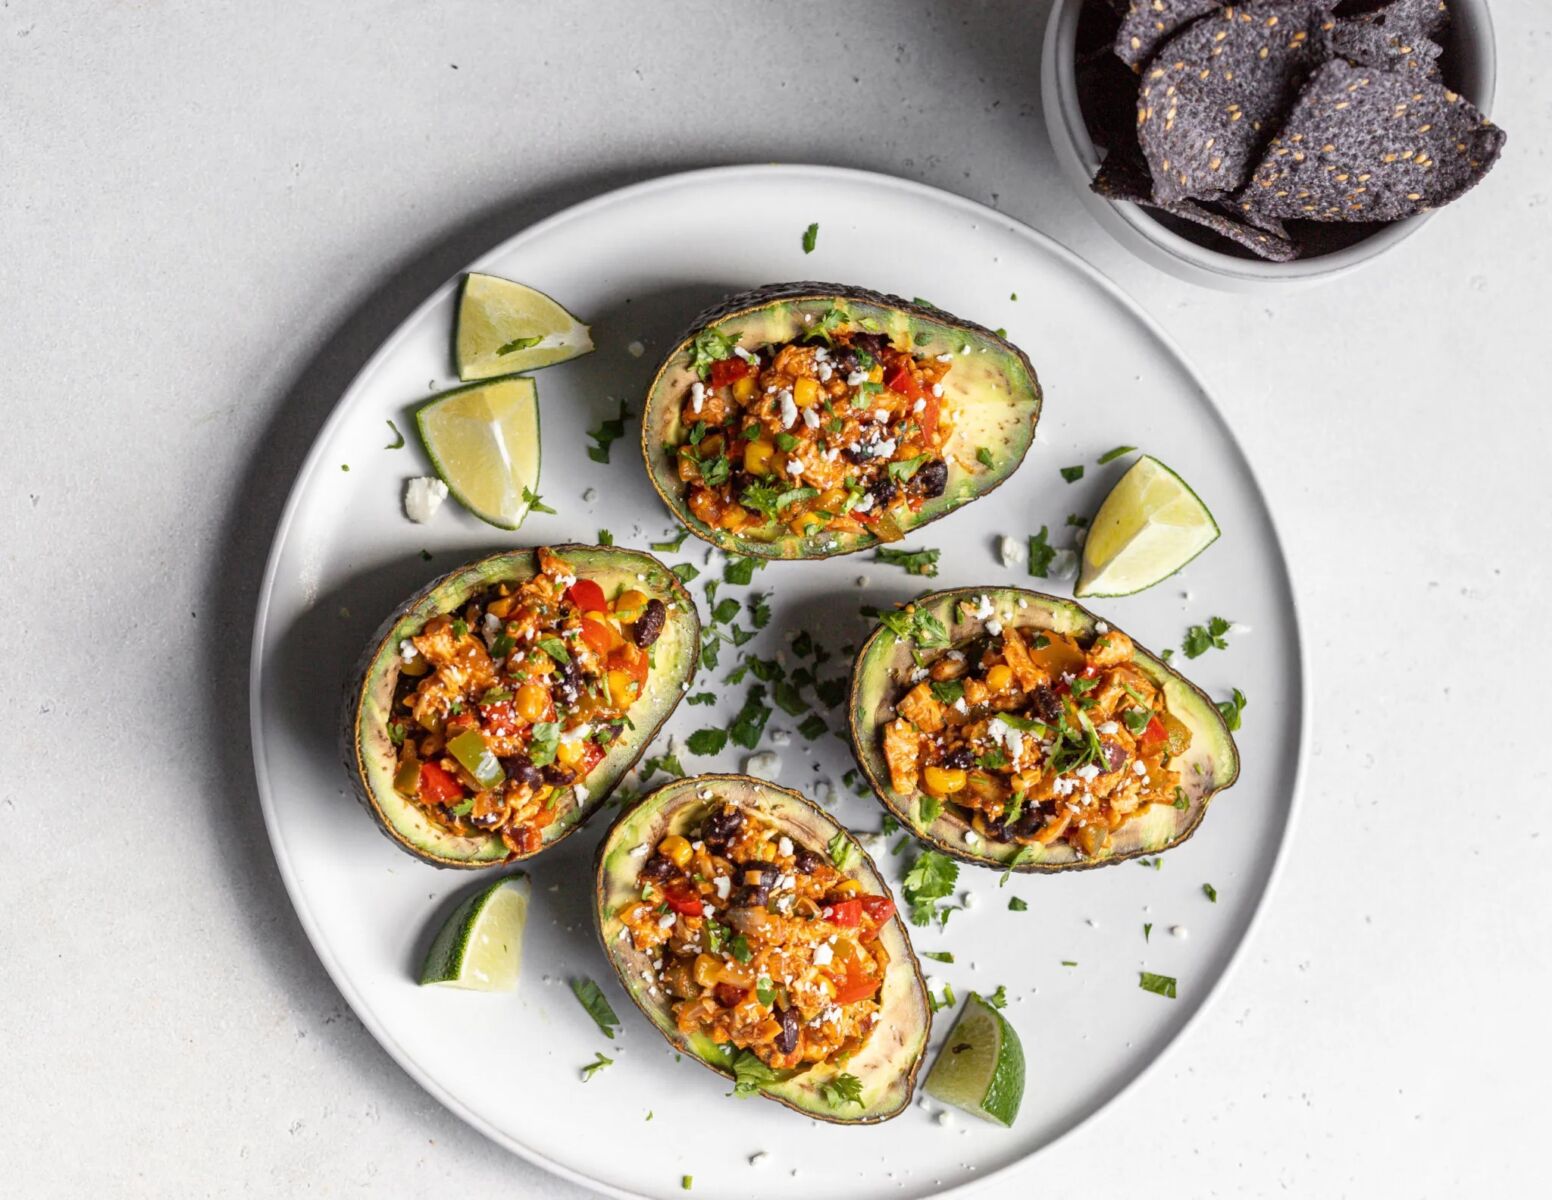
419;874;531;990
416;377;542;530
1075;454;1219;598
924;992;1025;1127
455;272;593;380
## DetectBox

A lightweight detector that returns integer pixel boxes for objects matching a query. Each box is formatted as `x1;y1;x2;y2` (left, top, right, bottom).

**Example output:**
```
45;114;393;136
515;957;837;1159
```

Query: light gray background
4;1;1545;1196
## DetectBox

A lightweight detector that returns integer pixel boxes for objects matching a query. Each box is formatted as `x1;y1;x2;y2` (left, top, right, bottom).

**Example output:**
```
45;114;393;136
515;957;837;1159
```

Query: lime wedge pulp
415;377;542;530
923;992;1025;1127
1075;454;1219;598
419;873;531;990
455;272;593;380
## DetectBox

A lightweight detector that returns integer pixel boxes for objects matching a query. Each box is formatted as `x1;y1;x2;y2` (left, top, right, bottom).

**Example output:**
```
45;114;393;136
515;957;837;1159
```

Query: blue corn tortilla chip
1115;0;1221;68
1092;145;1301;260
1137;3;1336;205
1332;0;1446;77
1336;0;1449;37
1239;57;1505;222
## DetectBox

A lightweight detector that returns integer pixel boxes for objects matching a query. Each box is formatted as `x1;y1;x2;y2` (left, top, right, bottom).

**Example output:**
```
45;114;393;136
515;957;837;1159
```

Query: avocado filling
615;797;897;1074
883;597;1193;859
672;319;955;542
390;546;671;855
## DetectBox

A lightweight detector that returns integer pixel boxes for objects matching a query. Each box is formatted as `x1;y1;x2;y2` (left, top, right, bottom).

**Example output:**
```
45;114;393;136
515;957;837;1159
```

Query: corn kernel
732;375;756;401
556;737;585;767
922;765;968;796
793;377;821;407
607;670;637;705
614;589;650;620
788;510;825;536
986;664;1014;693
744;438;775;476
515;682;549;722
659;834;693;867
833;879;863;896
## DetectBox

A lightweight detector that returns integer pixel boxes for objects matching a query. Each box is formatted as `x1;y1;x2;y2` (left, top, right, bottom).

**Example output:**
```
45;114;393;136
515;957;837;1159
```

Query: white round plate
251;164;1304;1199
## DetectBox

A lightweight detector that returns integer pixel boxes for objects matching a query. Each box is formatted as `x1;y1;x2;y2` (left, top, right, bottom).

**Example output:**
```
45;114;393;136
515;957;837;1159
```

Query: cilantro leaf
1139;971;1178;999
527;721;560;767
731;1050;779;1097
686;728;728;756
671;562;700;584
976;446;995;469
687;691;716;706
723;556;765;586
639;751;685;782
983;985;1008;1009
902;850;958;926
1183;615;1233;658
686;327;739;380
597;528;614;546
651;529;690;552
875;547;940;577
921;951;955;963
827;831;858;871
570;977;621;1037
586;398;632;464
729;686;773;749
1059;465;1085;483
802;222;819;254
384;419;405;450
1027;526;1056;577
522;486;556;515
1202;882;1218;903
1216;687;1247;731
1008;896;1028;912
797;713;827;740
580;1051;613;1081
818;1072;864;1108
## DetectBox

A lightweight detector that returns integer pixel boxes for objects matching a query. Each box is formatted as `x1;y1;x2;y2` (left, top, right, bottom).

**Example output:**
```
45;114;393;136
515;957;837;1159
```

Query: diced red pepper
579;616;617;655
478;699;522;741
916;389;940;442
884;365;925;402
663;883;703;917
566;579;608;613
823;899;862;927
708;358;750;388
858;894;895;928
1053;664;1099;697
575;740;606;778
418;761;464;806
832;967;882;1006
609;644;649;686
1138;716;1167;754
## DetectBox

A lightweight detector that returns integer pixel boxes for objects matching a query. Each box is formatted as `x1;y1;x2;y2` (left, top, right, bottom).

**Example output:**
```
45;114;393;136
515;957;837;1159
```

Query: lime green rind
847;586;1240;874
343;546;700;868
420;873;531;989
414;376;542;531
593;773;932;1123
455;273;594;381
641;285;1041;561
924;993;1026;1127
1074;455;1221;599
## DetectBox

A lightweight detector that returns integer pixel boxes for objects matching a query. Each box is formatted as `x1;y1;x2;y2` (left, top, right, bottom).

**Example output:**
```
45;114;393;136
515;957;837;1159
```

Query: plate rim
248;162;1309;1200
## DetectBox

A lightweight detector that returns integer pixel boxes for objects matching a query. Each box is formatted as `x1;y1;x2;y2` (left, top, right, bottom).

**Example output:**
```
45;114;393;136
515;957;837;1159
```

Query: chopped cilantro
902;850;958;926
1027;526;1056;577
1066;513;1089;528
450;618;469;639
1183;615;1232;658
827;831;859;870
685;727;728;756
651;528;690;552
729;934;753;963
756;977;776;1006
748;593;771;629
976;446;995;469
569;977;621;1037
686;327;739;379
586;398;632;464
384;419;405;449
881;814;900;837
580;1051;613;1081
921;951;955;963
729;686;773;749
536;636;570;665
875;546;940;577
886;454;929;482
984;985;1008;1009
670;562;700;584
1217;687;1248;731
1061;960;1078;968
687;691;716;706
639;751;684;781
597;528;614;546
723;556;765;586
1202;882;1218;903
1144;922;1153;941
1008;896;1028;912
917;792;943;826
801;222;819;253
1059;465;1084;483
773;679;809;715
818;1073;864;1108
928;981;957;1012
521;486;555;515
1139;971;1178;999
797;713;827;740
1097;445;1136;464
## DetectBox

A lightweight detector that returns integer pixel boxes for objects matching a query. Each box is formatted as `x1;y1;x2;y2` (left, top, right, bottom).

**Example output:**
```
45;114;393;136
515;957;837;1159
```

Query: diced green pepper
393;751;421;796
1160;711;1193;756
446;728;505;790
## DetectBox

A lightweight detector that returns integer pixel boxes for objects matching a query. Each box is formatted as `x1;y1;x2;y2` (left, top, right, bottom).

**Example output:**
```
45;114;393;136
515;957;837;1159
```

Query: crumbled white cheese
733;346;759;365
913;398;925;414
1171;925;1189;940
779;389;798;429
1095;620;1110;634
627;340;645;358
786;458;804;477
970;594;996;620
770;729;792;747
962;889;980;907
404;477;448;523
845;370;869;387
855;492;875;514
986;618;1003;637
937;1111;954;1126
812;943;834;967
629;843;649;857
931;383;943;397
1098;721;1119;735
690;381;706;414
964;830;980;847
802;405;820;429
817;362;833;382
745;751;781;778
398;639;419;664
573;783;588;802
558;723;594;745
656;914;676;931
1052;776;1078;797
952;697;968;714
935;353;953;363
1049;548;1078;580
999;535;1024;569
714;875;731;900
1133;760;1148;776
1075;763;1101;783
855;575;870;588
778;836;793;857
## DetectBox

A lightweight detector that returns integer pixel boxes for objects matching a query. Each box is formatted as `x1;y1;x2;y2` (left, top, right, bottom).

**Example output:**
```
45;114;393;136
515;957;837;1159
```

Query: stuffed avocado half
849;589;1239;872
642;283;1041;560
344;545;699;868
594;774;931;1123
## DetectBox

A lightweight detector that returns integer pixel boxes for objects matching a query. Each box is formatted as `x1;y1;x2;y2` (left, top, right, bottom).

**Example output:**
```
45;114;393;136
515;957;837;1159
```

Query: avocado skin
641;282;1042;560
341;545;700;869
592;773;932;1122
847;587;1241;873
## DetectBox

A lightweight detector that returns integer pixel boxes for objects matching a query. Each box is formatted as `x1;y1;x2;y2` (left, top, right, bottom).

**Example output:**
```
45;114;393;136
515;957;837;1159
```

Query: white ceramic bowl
1041;0;1499;290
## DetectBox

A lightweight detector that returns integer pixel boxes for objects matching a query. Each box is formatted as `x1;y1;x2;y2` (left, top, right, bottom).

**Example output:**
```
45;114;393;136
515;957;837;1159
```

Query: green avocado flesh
847;588;1240;872
593;774;932;1122
641;282;1042;560
343;546;700;868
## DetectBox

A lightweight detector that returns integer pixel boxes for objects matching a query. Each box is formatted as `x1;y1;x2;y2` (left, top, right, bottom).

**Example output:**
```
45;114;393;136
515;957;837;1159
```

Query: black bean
700;806;745;849
775;1006;800;1053
915;458;948;499
793;848;825;874
1030;684;1061;724
500;756;543;790
833;348;859;375
735;862;777;906
542;763;576;786
1011;808;1047;838
1101;739;1128;774
634;598;667;648
640;854;677;882
554;659;582;705
942;747;976;771
850;332;892;359
868;475;899;508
